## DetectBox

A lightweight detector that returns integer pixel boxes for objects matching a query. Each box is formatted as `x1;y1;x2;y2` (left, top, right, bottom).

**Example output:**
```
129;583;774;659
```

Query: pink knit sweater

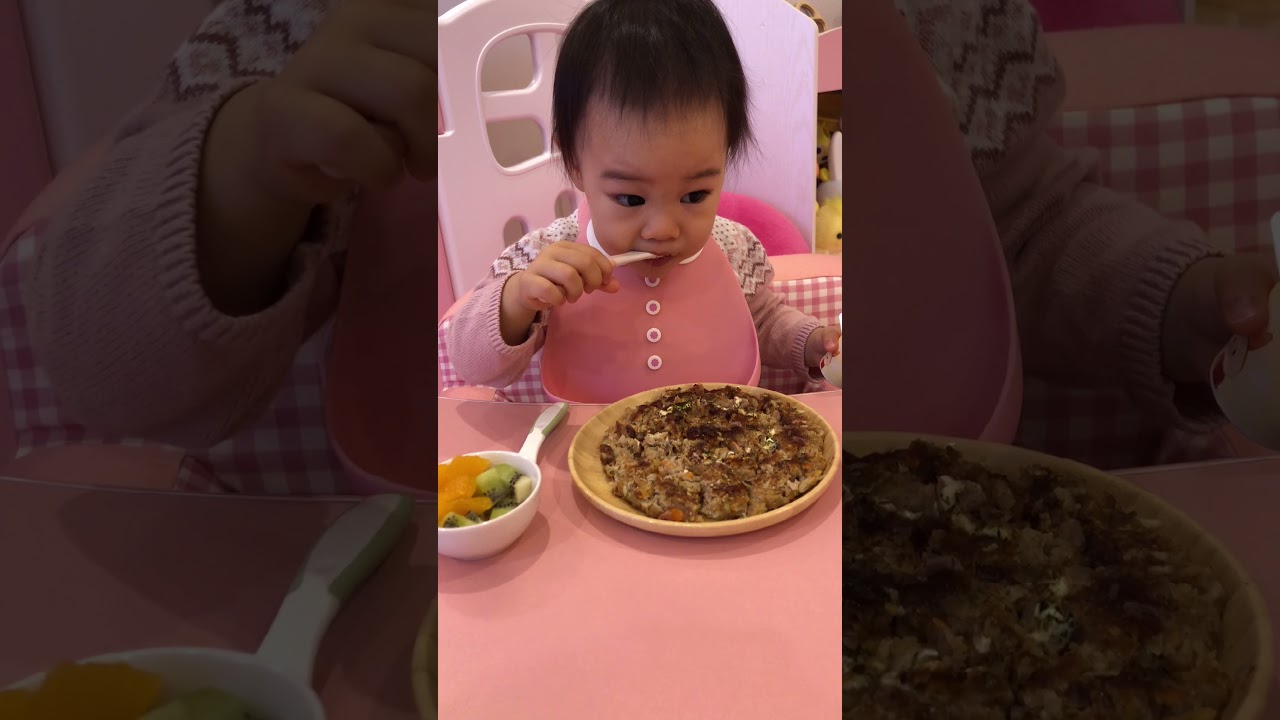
445;214;822;390
22;0;1221;449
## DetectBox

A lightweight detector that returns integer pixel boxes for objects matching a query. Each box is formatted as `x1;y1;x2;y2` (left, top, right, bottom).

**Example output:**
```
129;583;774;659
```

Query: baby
445;0;841;402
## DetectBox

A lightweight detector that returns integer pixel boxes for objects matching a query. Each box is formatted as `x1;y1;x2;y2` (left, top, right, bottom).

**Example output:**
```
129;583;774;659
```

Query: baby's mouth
648;255;674;268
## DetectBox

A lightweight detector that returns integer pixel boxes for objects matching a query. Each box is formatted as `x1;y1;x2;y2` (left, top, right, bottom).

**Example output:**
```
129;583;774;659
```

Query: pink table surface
437;392;844;720
1118;456;1280;715
0;479;436;719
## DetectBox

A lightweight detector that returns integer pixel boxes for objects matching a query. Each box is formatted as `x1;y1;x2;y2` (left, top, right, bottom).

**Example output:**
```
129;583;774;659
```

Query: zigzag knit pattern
894;0;1063;173
163;0;327;101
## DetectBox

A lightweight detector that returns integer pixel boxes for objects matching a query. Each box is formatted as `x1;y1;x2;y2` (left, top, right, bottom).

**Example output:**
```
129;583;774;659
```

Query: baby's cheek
593;217;636;254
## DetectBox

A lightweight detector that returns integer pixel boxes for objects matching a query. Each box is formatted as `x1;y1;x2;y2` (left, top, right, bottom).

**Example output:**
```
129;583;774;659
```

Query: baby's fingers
519;274;566;310
538;261;587;303
546;243;616;294
586;247;617;291
561;244;616;293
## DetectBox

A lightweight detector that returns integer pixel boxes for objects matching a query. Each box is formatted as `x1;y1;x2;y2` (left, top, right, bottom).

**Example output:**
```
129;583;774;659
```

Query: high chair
436;0;840;401
437;0;821;297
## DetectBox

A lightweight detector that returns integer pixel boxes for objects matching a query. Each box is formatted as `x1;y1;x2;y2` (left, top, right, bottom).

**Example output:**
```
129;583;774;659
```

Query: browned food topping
599;385;829;522
843;441;1232;720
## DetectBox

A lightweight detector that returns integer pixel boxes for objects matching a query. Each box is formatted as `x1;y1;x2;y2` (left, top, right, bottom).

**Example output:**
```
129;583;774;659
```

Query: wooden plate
411;598;437;720
844;432;1274;720
568;383;839;537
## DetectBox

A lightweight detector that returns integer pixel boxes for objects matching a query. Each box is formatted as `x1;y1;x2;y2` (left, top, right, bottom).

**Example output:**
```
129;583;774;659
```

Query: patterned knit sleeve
24;0;343;449
444;215;579;389
897;0;1223;429
715;218;822;380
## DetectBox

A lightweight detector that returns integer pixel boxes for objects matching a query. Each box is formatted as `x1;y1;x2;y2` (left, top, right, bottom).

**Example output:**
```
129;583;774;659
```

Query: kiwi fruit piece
512;475;534;504
440;512;478;528
489;499;518;520
474;466;516;502
464;511;484;523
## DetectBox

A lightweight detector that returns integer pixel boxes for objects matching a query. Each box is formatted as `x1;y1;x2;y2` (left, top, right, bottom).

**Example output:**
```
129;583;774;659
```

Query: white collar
586;220;703;266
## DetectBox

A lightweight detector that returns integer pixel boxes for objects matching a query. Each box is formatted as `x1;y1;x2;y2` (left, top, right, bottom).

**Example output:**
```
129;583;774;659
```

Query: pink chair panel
0;0;52;233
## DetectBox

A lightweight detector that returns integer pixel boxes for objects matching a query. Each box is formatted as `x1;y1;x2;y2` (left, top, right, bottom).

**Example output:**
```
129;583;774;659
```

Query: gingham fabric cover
0;230;345;494
2;97;1274;491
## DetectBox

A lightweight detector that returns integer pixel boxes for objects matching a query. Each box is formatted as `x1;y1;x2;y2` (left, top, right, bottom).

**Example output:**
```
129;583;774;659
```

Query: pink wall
0;0;53;233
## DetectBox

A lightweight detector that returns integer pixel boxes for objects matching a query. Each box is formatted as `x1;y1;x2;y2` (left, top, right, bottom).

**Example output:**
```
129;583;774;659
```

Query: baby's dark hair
552;0;753;175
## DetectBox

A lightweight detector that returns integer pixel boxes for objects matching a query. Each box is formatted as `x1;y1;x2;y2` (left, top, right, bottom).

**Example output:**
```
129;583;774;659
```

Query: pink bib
541;209;761;404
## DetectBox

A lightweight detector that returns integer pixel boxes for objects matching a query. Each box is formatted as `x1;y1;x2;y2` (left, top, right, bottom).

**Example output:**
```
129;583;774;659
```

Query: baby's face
571;103;727;278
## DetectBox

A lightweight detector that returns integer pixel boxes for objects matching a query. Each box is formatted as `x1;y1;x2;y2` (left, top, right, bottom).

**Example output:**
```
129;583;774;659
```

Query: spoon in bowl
5;494;414;719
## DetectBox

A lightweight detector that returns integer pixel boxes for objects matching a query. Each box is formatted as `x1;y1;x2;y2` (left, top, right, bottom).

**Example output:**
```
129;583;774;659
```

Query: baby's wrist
498;273;538;346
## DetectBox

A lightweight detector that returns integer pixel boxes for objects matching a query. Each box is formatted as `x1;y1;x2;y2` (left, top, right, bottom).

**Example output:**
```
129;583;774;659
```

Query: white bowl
437;450;542;561
6;647;324;720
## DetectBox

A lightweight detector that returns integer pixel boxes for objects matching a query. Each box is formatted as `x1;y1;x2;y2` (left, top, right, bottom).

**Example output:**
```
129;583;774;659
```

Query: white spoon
6;494;415;719
609;251;659;267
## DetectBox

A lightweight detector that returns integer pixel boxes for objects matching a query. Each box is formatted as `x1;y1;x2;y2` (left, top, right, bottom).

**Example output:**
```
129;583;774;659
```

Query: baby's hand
1164;254;1277;383
806;324;842;369
223;0;438;204
507;242;621;312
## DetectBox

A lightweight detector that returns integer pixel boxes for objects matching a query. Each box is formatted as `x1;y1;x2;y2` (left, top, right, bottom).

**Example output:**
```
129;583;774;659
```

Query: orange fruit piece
438;495;495;526
449;455;489;473
439;473;477;504
22;661;164;720
438;456;488;498
447;495;494;516
449;455;490;478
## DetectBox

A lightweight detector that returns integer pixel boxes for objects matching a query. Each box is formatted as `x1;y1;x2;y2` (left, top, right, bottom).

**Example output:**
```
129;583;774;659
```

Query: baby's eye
614;195;645;208
682;190;710;204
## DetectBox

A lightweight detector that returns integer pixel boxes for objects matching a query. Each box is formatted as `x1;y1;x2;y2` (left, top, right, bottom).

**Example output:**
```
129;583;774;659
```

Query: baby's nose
642;214;679;243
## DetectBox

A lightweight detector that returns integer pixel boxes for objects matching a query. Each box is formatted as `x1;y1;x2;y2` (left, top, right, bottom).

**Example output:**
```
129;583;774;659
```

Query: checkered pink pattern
1021;97;1280;469
438;275;843;403
0;231;348;494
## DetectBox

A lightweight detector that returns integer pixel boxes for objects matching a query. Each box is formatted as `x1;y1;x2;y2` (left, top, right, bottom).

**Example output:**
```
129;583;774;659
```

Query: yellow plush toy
814;129;842;255
815;198;842;255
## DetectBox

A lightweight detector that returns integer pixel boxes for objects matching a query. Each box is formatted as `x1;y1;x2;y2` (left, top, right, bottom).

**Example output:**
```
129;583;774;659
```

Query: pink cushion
716;192;811;256
1031;0;1181;32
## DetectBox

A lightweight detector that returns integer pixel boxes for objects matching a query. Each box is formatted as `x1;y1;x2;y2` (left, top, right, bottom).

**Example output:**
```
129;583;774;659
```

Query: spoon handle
610;251;658;267
256;494;413;686
518;402;569;462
